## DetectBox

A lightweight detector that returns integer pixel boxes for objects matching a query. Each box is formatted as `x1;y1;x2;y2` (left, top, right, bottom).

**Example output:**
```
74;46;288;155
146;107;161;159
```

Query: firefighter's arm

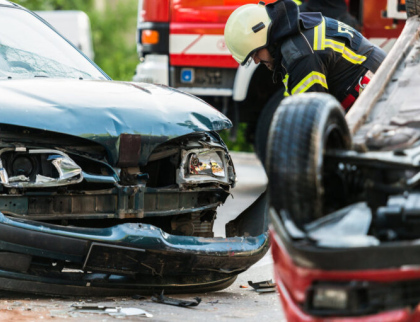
285;54;329;96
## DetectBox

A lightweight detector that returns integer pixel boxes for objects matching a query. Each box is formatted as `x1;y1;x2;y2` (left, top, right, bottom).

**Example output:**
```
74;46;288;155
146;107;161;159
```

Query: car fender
232;62;259;102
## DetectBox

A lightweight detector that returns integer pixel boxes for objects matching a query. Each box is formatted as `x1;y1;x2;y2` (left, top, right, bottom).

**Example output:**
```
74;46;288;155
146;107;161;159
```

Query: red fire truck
133;0;406;159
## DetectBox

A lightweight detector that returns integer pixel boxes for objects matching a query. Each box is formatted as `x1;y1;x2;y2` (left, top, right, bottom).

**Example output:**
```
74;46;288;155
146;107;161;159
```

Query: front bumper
0;194;269;296
269;207;420;321
273;264;420;322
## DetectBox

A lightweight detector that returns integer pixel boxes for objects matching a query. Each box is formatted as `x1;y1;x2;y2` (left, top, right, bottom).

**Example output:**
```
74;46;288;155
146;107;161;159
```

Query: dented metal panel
0;80;232;166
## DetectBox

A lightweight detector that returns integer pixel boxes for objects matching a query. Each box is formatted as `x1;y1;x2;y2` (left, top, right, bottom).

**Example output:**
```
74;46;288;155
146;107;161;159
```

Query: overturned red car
267;0;420;320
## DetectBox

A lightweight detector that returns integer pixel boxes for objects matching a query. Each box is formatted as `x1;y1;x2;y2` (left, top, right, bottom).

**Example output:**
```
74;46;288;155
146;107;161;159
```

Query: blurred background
13;0;406;155
15;0;139;83
12;0;254;152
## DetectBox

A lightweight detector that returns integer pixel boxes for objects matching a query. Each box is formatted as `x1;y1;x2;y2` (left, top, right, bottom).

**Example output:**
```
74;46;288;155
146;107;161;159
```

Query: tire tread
266;93;350;229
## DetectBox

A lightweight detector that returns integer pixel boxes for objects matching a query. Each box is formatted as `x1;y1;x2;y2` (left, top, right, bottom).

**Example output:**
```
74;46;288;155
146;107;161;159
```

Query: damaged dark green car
0;0;269;296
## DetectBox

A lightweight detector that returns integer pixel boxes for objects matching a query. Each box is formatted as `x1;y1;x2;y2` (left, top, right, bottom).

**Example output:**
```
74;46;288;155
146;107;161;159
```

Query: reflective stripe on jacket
279;17;386;102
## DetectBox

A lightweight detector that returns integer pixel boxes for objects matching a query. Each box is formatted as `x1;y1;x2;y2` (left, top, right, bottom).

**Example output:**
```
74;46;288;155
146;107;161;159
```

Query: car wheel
255;89;284;165
406;0;420;17
266;93;352;229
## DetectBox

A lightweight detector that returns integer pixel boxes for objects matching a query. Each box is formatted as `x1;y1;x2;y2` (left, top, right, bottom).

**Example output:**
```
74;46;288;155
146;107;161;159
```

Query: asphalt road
0;152;286;321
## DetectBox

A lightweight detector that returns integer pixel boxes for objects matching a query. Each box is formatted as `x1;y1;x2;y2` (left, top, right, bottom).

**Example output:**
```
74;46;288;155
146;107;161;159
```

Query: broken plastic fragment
35;174;55;183
152;290;201;307
9;175;30;183
248;280;276;293
71;304;152;317
51;156;82;180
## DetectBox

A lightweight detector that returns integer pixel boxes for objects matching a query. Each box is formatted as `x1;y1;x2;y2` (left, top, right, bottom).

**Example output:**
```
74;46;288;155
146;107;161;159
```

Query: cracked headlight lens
187;151;225;178
0;149;83;188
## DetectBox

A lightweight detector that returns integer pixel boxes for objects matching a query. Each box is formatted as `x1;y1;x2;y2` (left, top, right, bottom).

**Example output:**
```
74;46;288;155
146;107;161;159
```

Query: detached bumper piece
0;213;269;296
151;291;201;307
248;280;277;293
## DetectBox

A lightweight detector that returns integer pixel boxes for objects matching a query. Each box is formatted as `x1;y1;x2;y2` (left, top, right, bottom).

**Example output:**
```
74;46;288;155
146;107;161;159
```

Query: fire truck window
398;0;406;12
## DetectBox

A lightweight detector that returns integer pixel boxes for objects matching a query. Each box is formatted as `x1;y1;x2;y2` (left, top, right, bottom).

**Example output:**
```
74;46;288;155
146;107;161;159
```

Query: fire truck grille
173;67;236;89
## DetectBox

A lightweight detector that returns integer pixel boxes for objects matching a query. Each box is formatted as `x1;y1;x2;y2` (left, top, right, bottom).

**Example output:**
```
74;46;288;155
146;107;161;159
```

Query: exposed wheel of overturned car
266;93;352;230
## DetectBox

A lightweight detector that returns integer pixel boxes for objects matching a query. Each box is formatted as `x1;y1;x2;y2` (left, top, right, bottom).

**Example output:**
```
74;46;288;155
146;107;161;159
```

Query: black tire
266;93;352;229
255;89;284;165
406;0;420;17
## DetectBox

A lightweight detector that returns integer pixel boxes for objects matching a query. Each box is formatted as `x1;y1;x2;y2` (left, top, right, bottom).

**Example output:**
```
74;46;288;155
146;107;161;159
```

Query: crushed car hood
0;79;232;165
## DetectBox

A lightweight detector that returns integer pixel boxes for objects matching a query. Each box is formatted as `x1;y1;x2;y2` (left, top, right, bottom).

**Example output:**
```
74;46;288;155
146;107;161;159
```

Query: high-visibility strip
342;47;367;65
291;72;328;95
324;39;344;52
313;18;325;51
283;74;290;97
325;39;367;65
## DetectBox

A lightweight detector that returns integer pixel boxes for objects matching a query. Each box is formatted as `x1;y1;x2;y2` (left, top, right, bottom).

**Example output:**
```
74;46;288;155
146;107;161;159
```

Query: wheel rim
321;122;350;215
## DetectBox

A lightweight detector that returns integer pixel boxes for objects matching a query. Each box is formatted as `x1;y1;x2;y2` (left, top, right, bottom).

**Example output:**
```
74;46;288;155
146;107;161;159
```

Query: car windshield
0;6;107;80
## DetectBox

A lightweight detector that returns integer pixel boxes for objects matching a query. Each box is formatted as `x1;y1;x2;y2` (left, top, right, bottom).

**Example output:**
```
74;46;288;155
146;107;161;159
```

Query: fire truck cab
133;0;406;159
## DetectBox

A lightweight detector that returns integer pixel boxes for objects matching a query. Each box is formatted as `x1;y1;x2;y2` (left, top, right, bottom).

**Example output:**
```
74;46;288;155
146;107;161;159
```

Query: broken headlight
187;151;225;178
0;148;83;188
177;148;234;186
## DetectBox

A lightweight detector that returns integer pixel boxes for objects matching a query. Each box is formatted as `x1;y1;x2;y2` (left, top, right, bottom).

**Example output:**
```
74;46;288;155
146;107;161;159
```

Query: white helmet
224;2;272;65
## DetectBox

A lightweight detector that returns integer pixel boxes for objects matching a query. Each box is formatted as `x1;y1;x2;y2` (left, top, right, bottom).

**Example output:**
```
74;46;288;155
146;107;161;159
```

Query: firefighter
224;0;386;110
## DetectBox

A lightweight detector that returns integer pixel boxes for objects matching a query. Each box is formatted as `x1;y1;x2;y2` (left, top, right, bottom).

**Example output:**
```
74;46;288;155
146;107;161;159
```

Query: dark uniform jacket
266;0;386;104
299;0;347;20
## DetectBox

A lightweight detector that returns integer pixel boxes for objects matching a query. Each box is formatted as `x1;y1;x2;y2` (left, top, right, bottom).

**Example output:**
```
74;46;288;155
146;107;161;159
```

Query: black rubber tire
266;93;352;229
255;89;284;165
406;0;420;17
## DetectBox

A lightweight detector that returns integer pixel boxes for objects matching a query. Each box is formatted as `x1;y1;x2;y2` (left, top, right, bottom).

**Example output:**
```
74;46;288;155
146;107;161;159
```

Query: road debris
151;291;201;307
239;285;248;288
248;280;277;293
71;304;153;317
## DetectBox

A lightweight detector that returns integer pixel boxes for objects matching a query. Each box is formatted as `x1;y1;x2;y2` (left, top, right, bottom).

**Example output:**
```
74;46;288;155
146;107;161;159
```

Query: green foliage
14;0;92;12
88;1;139;81
219;123;254;152
14;0;138;81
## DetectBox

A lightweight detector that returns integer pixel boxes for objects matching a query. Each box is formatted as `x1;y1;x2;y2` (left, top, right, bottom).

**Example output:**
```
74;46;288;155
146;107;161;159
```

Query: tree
16;0;93;11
